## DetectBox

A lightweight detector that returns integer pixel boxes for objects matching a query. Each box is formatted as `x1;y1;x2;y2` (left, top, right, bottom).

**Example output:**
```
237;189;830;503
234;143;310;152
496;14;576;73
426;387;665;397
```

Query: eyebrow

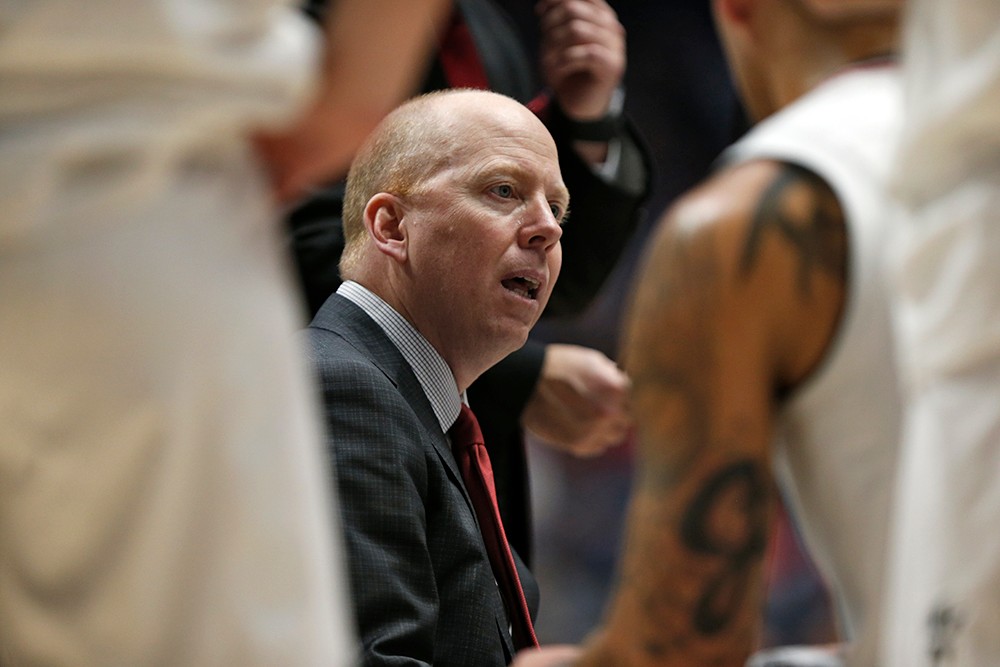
472;159;568;199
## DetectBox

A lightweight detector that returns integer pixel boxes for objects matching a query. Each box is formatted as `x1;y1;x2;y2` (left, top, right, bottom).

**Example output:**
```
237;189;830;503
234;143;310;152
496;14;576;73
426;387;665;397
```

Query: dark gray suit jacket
303;294;540;666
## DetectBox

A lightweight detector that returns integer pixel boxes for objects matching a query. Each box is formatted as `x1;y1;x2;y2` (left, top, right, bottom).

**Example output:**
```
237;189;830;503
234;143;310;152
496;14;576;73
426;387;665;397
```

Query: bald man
514;1;905;666
303;89;568;666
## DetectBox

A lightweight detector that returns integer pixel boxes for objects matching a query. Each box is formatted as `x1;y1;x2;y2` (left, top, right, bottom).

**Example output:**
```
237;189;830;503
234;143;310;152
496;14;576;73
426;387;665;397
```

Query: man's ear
364;192;408;263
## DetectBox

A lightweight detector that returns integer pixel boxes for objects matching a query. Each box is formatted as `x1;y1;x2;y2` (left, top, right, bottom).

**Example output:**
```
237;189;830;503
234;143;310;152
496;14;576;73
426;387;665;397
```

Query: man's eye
492;184;515;198
549;203;563;219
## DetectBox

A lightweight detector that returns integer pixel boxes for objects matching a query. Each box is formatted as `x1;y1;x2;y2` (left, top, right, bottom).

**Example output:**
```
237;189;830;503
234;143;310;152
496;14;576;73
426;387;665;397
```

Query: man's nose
518;196;563;251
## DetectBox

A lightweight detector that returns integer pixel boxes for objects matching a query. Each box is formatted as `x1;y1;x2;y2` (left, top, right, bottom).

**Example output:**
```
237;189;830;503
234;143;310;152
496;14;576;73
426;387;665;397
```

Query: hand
253;92;371;204
512;644;583;667
536;0;626;121
522;344;631;457
253;0;449;203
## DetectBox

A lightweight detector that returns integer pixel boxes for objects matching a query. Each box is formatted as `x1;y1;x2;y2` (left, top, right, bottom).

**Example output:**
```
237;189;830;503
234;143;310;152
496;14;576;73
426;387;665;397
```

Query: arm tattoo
680;461;769;634
739;163;846;295
614;212;775;661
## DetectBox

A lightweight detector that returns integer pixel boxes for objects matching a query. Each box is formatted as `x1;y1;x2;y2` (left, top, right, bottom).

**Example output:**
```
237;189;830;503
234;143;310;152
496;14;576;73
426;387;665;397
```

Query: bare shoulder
595;159;848;666
656;158;844;283
626;159;847;393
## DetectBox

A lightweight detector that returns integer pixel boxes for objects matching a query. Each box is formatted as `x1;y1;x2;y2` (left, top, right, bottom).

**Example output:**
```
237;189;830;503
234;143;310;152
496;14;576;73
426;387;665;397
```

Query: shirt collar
337;281;463;432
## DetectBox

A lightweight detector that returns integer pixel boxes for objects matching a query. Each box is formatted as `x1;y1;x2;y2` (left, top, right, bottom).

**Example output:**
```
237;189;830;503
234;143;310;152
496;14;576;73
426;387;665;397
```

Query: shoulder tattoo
739;163;846;296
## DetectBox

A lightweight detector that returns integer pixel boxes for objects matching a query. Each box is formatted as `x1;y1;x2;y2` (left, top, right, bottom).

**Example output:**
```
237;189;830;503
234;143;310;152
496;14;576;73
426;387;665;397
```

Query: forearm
318;0;449;116
254;0;450;201
589;208;780;666
534;0;651;315
581;456;773;667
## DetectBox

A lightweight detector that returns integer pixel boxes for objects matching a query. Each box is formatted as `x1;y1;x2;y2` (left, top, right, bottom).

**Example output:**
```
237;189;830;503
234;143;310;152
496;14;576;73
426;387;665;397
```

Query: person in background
880;0;1000;664
304;89;567;665
514;0;904;665
0;0;446;663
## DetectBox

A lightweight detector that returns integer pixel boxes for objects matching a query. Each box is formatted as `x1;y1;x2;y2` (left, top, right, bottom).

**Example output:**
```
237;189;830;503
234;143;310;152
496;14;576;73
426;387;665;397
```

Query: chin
484;323;531;359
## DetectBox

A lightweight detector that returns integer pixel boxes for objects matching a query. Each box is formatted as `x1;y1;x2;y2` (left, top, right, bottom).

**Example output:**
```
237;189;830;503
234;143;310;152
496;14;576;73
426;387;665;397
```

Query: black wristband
552;104;624;141
549;97;625;142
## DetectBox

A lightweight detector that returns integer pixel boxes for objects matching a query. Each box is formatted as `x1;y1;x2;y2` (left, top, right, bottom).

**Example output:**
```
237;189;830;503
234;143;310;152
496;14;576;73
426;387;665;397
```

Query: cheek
424;235;492;296
418;208;512;284
437;232;488;270
442;226;507;271
549;243;563;283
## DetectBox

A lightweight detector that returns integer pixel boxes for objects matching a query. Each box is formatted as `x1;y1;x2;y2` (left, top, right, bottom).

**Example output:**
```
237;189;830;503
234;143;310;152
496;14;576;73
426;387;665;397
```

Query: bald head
337;88;566;390
340;89;554;278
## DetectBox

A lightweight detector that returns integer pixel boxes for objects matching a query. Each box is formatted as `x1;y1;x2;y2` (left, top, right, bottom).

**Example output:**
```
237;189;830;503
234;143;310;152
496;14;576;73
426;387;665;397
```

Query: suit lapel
311;294;519;658
310;295;474;510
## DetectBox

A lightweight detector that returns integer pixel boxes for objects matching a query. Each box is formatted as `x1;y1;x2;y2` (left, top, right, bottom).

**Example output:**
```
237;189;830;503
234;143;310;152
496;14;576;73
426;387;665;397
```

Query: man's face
400;100;568;379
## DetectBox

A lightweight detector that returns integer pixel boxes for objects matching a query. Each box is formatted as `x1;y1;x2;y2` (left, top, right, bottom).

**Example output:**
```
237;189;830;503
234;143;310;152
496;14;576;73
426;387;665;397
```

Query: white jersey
883;0;1000;664
0;0;319;246
722;66;904;667
0;2;356;665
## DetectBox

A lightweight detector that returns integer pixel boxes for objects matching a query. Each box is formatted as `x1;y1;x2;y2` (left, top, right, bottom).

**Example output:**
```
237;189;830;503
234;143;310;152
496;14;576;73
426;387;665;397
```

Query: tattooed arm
567;159;848;667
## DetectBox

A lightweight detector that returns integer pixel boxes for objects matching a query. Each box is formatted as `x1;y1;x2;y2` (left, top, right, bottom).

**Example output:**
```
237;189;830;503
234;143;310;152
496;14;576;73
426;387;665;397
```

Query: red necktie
450;404;539;650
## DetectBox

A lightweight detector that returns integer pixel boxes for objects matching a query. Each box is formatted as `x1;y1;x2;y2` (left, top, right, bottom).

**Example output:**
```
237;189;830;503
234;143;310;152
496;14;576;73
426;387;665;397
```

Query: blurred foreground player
515;0;904;665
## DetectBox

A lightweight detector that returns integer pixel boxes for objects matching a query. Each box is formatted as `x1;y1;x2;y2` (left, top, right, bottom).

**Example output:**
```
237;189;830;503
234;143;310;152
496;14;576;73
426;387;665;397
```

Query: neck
756;5;898;119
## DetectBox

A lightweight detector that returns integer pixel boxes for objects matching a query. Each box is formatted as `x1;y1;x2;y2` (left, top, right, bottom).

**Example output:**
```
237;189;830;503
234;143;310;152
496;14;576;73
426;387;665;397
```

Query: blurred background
495;0;840;648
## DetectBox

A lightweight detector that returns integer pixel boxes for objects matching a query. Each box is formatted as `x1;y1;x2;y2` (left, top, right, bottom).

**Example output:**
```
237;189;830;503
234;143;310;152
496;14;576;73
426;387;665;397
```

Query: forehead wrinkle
463;135;565;183
468;155;532;183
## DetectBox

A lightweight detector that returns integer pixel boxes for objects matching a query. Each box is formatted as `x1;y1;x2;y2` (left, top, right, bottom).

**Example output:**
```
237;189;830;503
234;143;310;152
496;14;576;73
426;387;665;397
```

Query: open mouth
501;276;540;300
